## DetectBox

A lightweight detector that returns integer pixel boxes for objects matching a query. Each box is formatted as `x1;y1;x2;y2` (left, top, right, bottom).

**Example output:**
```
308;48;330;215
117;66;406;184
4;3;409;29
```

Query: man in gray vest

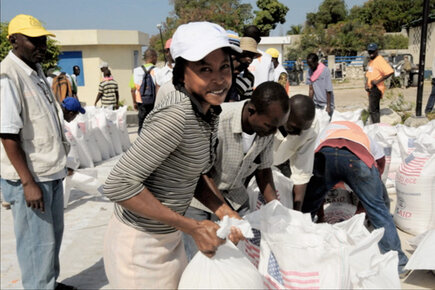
0;14;75;290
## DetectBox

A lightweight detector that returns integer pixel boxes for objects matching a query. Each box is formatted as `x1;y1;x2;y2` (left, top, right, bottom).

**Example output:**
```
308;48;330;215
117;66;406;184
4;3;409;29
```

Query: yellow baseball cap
265;48;280;59
8;14;55;38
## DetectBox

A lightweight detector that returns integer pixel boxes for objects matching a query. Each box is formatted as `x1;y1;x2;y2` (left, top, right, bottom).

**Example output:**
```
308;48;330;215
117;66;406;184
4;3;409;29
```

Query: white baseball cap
170;21;242;62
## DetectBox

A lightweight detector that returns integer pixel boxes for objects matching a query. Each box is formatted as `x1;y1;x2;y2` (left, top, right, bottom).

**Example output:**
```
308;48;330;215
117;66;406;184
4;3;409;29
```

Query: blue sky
2;0;367;37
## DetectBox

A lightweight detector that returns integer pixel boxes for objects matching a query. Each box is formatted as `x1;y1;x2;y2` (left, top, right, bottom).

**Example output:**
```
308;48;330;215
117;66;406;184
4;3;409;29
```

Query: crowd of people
4;13;435;290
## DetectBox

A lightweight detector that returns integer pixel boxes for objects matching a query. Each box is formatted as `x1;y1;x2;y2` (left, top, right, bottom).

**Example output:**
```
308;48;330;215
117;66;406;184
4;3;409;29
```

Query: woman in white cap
102;22;243;288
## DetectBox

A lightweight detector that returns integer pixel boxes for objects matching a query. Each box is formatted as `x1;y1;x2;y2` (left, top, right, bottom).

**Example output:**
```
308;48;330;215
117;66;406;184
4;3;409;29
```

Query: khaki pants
104;215;187;289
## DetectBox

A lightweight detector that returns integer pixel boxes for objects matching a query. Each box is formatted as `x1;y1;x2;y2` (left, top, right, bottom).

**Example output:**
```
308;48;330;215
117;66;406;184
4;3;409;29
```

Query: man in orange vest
302;121;409;278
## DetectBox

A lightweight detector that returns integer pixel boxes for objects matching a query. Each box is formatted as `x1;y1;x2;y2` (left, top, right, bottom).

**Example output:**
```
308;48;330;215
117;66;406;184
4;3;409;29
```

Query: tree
287;24;302;35
383;34;408;49
325;20;385;55
349;0;435;32
253;0;289;36
306;0;347;29
1;22;61;73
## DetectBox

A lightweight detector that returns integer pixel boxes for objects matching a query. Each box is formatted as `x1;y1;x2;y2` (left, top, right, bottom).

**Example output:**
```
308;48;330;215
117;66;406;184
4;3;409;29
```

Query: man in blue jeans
301;121;409;278
0;15;75;290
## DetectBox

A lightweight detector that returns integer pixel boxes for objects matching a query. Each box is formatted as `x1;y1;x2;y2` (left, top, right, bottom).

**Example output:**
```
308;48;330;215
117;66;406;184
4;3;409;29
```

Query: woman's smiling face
183;48;232;112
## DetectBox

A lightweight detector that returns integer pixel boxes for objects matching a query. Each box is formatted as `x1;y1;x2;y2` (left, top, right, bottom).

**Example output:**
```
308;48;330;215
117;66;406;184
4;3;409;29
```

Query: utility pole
157;23;167;63
416;0;430;116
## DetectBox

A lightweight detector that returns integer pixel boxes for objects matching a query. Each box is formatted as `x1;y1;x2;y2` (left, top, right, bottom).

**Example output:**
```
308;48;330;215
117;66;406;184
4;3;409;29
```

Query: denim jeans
182;201;250;261
1;178;64;289
424;79;435;114
302;147;408;271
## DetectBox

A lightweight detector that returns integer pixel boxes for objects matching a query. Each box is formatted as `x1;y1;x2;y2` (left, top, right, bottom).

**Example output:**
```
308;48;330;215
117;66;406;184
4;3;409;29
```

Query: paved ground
1;81;435;289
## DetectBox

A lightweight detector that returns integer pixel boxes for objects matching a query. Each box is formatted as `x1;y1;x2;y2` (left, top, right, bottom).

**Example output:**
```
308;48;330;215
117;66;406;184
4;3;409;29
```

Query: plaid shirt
190;100;274;211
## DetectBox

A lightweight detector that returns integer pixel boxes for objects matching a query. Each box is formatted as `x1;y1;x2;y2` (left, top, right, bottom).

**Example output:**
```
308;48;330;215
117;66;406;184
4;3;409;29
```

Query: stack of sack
62;106;132;208
63;106;131;169
179;202;401;289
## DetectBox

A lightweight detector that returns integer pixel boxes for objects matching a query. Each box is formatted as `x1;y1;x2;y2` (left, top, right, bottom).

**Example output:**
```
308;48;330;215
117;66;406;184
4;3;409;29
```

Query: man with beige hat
0;14;75;290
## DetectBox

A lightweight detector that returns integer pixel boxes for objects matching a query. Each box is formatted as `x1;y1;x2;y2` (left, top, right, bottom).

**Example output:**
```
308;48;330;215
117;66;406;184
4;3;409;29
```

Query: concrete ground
1;81;435;289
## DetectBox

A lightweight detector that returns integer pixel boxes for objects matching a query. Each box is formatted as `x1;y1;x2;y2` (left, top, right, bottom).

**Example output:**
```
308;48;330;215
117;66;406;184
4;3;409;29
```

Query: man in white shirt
0;14;75;290
273;94;317;211
154;39;174;106
244;25;275;88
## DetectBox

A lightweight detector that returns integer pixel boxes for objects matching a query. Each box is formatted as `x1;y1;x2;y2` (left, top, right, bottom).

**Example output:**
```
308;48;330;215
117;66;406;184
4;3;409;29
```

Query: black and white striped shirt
103;89;221;233
98;79;118;106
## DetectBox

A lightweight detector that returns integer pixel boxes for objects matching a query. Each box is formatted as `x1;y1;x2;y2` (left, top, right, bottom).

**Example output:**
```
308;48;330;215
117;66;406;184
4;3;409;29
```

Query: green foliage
0;22;10;61
349;0;435;32
287;24;302;35
326;20;385;55
383;34;408;49
1;22;60;73
253;0;289;36
306;0;347;29
151;0;253;60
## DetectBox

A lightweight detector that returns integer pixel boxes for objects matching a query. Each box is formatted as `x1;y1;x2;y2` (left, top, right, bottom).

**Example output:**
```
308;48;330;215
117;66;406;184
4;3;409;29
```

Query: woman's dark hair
172;47;235;88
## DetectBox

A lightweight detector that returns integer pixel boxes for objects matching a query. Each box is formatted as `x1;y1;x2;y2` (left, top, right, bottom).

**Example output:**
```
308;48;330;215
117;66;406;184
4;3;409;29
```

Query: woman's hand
189;220;225;258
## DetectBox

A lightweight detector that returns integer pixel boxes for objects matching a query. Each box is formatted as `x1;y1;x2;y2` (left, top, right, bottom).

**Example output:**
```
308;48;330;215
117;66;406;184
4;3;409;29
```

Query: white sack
179;217;262;289
63;169;103;208
75;113;103;163
315;108;331;133
394;134;435;235
246;168;293;212
104;109;123;155
115;106;132;151
405;229;435;270
331;108;363;125
64;120;94;168
245;201;399;289
94;109;116;157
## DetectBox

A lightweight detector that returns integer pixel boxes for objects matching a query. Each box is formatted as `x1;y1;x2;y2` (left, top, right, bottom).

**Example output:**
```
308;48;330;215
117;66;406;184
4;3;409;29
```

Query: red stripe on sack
281;277;321;284
265;275;284;289
244;241;260;253
279;270;320;277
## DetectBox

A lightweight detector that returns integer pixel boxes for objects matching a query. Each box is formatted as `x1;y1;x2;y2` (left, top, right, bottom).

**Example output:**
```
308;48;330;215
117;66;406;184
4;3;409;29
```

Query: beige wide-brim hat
240;37;261;58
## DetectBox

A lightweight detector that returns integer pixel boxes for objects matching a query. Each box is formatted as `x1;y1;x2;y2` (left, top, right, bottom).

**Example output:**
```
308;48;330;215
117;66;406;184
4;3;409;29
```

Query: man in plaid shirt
183;81;290;260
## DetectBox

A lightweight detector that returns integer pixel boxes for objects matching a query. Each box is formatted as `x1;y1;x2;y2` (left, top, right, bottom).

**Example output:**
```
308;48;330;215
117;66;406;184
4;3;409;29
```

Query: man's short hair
243;25;261;44
251;81;289;115
143;48;157;61
307;53;318;63
290;94;315;123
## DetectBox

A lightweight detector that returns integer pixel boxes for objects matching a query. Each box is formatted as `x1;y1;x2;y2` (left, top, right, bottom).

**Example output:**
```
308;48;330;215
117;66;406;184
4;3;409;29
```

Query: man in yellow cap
0;14;75;290
265;48;289;94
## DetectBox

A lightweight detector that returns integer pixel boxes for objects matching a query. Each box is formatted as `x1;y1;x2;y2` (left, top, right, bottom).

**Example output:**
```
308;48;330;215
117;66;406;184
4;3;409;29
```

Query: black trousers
137;103;154;134
368;85;382;123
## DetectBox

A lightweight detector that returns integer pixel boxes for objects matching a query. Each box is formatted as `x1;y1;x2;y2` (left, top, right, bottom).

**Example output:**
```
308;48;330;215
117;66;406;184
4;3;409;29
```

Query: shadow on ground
60;258;108;289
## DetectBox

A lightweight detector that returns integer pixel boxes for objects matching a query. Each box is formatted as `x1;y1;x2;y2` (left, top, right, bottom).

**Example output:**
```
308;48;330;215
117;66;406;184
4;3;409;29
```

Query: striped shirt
190;100;274;212
103;88;221;234
98;79;118;106
236;69;254;100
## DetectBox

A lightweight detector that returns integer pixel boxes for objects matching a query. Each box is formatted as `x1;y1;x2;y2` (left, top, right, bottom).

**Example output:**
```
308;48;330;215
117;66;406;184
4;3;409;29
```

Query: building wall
60;45;143;107
408;22;435;72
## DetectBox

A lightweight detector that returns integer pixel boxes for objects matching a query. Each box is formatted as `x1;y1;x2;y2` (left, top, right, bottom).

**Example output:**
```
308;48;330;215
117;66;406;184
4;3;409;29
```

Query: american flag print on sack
399;154;429;177
241;228;261;267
